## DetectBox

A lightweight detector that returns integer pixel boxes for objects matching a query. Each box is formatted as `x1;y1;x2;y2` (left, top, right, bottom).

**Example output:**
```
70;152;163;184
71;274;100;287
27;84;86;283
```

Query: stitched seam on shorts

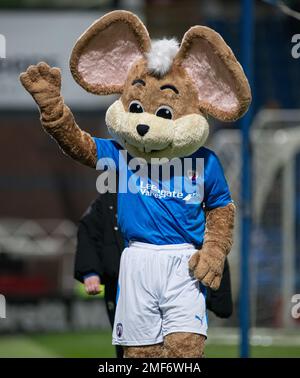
112;337;164;346
162;328;207;338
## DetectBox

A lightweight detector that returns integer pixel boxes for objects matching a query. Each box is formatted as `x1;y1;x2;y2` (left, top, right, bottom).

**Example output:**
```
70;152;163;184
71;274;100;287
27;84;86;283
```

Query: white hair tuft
146;38;179;77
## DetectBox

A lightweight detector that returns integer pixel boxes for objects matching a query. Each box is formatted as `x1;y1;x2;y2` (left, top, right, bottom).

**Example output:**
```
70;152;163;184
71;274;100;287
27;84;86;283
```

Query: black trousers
104;280;123;358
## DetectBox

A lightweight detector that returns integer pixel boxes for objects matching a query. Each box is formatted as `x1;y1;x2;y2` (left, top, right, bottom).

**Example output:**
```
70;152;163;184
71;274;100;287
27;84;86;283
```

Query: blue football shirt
94;138;232;247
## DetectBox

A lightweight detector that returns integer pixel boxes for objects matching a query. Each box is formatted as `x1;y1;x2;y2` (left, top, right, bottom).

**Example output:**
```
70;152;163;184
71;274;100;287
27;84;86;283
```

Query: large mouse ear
70;10;151;95
175;26;251;121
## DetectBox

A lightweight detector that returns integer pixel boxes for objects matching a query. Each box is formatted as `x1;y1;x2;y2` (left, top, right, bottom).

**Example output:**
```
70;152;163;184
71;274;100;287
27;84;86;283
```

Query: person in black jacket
74;192;233;358
74;192;124;358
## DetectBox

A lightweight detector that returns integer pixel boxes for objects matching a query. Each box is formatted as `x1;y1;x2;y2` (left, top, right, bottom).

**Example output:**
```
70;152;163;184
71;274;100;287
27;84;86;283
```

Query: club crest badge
116;322;123;338
187;169;199;182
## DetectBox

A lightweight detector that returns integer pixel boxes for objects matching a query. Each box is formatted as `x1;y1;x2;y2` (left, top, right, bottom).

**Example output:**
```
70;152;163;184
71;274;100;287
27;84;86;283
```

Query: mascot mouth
124;139;171;155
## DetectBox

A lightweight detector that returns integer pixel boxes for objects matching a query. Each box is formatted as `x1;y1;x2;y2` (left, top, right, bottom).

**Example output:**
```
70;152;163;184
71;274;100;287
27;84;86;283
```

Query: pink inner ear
78;22;144;88
182;38;239;113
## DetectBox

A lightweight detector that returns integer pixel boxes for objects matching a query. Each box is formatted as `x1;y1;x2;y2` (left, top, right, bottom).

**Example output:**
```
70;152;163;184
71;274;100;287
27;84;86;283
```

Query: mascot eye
129;101;144;113
155;106;173;120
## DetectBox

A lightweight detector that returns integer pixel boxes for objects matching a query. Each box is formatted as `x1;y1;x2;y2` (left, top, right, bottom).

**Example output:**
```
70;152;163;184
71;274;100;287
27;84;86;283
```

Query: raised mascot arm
20;62;97;168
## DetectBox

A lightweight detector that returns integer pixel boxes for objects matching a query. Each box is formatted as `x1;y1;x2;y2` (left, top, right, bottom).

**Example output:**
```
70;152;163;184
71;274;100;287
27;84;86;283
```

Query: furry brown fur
20;62;97;168
42;105;97;168
189;203;236;290
124;333;205;358
175;26;251;121
124;343;164;358
121;60;201;120
70;10;151;96
163;333;205;358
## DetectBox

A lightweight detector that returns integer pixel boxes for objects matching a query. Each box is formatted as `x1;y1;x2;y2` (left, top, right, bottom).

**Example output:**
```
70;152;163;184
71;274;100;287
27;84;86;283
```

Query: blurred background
0;0;300;358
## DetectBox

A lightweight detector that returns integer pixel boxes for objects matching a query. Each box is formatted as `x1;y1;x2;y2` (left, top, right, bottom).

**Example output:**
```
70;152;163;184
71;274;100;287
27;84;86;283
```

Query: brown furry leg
124;343;164;358
164;332;205;358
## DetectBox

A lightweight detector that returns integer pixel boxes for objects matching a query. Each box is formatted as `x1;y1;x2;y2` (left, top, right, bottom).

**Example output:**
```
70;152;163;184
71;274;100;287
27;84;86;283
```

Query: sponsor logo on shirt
140;180;184;199
139;180;202;204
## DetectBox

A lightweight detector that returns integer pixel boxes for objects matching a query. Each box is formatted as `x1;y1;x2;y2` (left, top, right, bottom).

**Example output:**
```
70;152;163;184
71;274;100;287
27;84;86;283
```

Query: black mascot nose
136;124;150;137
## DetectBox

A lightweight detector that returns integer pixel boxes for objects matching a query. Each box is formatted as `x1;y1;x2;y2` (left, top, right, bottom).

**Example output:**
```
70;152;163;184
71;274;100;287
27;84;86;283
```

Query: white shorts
112;241;207;346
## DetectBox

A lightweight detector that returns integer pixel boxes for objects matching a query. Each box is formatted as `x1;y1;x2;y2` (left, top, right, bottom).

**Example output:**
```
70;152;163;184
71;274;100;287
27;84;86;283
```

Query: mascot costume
20;10;251;358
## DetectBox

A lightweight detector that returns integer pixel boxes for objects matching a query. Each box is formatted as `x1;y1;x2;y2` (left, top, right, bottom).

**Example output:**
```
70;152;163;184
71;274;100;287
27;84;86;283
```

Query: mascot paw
189;247;225;290
20;62;61;108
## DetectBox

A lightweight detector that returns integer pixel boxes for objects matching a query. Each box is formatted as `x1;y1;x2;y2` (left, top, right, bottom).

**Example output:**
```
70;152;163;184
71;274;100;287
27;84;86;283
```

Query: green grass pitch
0;331;299;358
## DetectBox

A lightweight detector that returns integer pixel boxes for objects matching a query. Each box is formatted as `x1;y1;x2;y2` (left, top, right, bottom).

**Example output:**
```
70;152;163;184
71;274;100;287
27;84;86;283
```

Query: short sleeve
93;138;121;170
204;151;232;210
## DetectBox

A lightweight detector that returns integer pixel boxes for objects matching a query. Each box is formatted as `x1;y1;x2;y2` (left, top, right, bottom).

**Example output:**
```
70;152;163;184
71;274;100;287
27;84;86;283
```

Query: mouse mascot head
70;10;251;161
